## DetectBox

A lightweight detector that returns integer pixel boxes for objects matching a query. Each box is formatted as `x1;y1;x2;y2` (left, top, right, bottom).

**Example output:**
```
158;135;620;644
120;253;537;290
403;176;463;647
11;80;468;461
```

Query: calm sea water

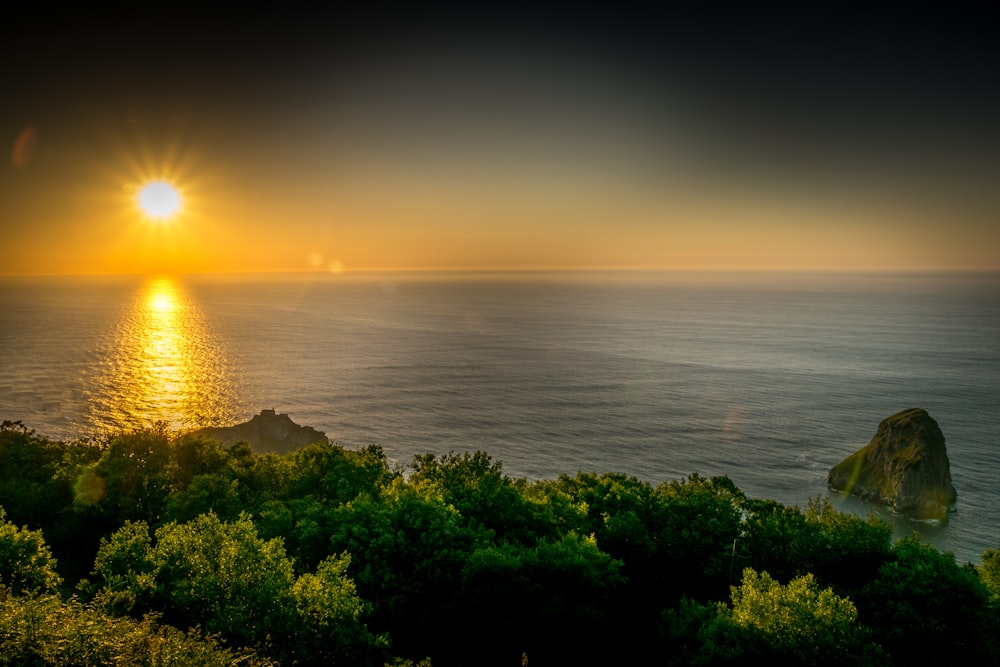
1;270;998;563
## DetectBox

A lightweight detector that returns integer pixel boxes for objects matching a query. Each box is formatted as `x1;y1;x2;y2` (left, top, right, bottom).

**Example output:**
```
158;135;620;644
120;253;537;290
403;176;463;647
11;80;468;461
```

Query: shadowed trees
856;536;1000;666
329;478;477;660
1;426;999;666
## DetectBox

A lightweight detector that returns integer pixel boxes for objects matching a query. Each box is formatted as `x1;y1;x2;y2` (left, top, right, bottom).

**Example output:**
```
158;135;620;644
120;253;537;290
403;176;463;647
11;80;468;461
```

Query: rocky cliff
828;408;956;520
190;409;327;454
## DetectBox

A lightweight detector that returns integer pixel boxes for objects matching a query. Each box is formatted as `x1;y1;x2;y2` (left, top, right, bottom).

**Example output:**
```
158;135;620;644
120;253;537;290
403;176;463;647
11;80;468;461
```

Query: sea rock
828;408;956;520
190;409;327;454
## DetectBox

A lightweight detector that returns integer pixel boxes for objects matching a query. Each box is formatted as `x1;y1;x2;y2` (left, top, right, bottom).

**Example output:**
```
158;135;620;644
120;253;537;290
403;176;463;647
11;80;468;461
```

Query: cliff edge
191;409;328;454
828;408;956;520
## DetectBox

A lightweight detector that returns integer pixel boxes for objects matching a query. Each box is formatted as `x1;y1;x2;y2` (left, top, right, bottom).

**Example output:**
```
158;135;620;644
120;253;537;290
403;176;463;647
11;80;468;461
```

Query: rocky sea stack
828;408;956;520
190;409;327;454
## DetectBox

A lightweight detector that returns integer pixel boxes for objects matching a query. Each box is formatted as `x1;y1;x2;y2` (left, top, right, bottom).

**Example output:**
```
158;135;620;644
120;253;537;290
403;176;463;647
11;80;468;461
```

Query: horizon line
3;266;1000;279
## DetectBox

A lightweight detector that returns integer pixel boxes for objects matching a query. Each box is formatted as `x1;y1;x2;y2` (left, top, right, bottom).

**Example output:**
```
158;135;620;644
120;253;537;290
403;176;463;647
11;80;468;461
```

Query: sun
137;181;182;219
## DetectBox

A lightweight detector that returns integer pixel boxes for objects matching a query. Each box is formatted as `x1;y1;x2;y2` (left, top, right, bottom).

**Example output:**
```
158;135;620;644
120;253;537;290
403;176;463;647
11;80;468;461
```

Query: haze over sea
1;270;998;563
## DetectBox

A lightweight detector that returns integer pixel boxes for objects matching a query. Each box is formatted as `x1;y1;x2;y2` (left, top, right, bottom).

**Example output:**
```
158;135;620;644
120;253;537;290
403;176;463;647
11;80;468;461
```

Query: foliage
652;474;746;600
724;569;875;663
0;588;274;666
740;496;892;595
0;422;73;529
1;424;999;666
329;479;478;659
410;451;552;544
0;508;62;595
979;547;1000;599
287;442;395;504
89;512;382;664
857;536;1000;665
456;532;625;665
670;568;882;666
801;496;893;592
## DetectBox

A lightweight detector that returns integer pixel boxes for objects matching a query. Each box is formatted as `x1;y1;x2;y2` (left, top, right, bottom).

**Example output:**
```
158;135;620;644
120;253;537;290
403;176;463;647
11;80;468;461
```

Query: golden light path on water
86;277;240;434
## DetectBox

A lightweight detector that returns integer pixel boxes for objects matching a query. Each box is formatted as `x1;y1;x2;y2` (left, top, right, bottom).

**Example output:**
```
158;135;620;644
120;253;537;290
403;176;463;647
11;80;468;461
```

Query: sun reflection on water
87;277;239;434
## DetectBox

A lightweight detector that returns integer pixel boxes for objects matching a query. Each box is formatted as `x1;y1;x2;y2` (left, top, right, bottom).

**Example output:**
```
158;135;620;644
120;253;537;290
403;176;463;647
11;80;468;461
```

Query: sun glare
137;181;182;219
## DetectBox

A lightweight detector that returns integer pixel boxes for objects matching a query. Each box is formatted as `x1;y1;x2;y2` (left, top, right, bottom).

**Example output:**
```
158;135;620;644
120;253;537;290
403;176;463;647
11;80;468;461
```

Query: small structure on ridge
190;409;327;454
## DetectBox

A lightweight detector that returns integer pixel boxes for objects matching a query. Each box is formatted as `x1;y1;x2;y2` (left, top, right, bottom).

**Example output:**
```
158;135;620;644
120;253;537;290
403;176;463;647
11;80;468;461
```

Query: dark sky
3;5;999;272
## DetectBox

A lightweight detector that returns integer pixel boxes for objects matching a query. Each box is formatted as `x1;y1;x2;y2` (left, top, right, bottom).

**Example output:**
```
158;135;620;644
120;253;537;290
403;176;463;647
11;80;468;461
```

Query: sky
2;5;999;274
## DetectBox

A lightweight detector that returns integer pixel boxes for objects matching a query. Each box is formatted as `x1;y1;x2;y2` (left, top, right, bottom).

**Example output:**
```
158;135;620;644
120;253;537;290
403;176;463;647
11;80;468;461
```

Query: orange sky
3;8;998;275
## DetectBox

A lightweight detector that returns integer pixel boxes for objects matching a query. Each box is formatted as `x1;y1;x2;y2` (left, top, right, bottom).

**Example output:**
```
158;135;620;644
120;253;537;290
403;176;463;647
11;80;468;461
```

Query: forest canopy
1;419;999;666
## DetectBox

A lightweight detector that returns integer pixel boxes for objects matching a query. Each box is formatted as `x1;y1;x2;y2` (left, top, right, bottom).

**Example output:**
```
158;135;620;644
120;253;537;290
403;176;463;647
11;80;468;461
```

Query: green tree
0;591;274;666
87;519;156;614
90;512;380;664
740;497;892;597
0;508;62;595
329;478;478;660
547;472;655;559
652;474;746;600
695;568;882;666
979;547;1000;599
740;499;814;583
857;536;999;665
89;429;173;525
288;441;395;505
231;451;294;510
163;473;243;523
292;553;387;664
456;532;625;666
410;451;552;544
164;434;230;491
0;422;77;539
801;497;892;593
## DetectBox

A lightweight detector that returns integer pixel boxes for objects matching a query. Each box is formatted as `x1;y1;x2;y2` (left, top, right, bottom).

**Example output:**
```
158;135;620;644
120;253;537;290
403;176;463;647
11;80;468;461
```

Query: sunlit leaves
293;553;363;627
0;592;274;666
89;511;379;663
979;548;1000;599
679;568;882;666
0;507;62;595
729;569;858;646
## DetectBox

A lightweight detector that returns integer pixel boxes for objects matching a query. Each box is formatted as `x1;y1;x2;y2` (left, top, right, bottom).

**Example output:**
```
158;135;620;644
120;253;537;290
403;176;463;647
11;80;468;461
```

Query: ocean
1;270;998;563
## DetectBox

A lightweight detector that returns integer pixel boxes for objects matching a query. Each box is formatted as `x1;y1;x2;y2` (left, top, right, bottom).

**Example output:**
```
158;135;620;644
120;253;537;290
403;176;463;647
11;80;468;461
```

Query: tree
90;429;173;524
163;473;243;523
329;479;479;660
231;452;294;510
0;591;275;667
739;498;814;584
87;519;156;614
288;442;395;505
857;536;999;665
979;548;1000;599
549;472;656;561
0;507;62;595
90;512;381;664
292;553;387;664
455;532;625;666
652;474;746;600
0;422;75;533
164;434;230;491
696;568;882;666
410;451;552;544
801;497;892;594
